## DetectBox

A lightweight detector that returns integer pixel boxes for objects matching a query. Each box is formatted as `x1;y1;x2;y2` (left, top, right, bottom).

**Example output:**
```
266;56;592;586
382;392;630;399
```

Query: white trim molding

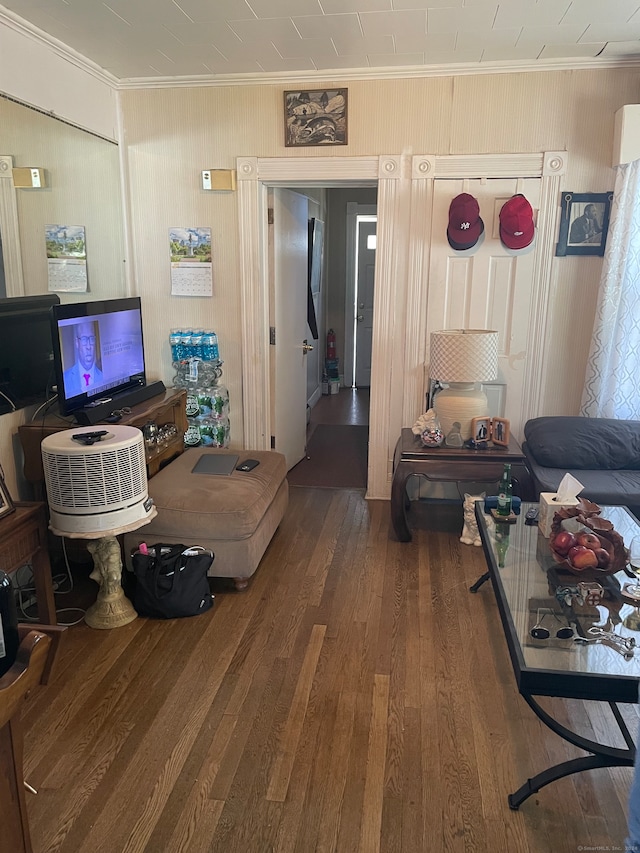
0;155;24;297
237;151;567;500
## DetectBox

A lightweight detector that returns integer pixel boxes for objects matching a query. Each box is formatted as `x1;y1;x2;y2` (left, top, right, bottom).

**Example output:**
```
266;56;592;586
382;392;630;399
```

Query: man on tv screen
62;320;104;396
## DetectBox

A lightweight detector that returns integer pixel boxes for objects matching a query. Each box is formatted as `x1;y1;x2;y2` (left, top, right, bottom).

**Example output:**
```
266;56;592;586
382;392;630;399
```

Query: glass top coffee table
472;501;640;809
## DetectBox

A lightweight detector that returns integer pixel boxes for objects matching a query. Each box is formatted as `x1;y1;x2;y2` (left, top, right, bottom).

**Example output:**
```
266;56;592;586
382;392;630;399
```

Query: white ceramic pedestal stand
50;510;156;629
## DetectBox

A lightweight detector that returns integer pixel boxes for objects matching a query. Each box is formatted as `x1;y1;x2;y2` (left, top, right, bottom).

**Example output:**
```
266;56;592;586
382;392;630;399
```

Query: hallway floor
287;388;370;488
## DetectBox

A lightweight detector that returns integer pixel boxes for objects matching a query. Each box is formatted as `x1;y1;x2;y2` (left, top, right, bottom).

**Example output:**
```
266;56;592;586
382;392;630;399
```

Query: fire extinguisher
326;328;336;360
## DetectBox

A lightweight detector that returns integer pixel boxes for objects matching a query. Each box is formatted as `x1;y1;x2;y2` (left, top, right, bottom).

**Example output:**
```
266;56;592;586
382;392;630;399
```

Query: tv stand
73;380;166;425
19;386;187;500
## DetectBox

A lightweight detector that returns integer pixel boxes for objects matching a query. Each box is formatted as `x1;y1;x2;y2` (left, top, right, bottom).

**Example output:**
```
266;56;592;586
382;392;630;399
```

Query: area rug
287;424;368;488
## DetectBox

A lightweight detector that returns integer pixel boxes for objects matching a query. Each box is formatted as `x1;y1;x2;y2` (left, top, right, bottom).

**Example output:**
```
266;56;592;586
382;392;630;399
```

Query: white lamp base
434;383;489;441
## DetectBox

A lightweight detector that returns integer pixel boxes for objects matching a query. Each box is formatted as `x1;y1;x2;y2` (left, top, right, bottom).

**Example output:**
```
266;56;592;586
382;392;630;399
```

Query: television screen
0;294;60;415
51;297;148;417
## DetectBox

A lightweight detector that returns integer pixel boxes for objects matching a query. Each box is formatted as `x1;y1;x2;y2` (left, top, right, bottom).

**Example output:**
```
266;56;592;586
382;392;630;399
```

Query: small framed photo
0;474;15;520
284;89;348;148
471;417;491;442
492;417;510;447
556;191;613;257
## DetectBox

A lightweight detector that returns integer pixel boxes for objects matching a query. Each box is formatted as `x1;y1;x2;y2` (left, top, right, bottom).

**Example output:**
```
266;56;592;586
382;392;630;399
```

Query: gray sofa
522;416;640;520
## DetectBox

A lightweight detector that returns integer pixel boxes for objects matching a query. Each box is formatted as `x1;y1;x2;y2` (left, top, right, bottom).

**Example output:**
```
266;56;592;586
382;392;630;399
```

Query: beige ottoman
124;448;288;590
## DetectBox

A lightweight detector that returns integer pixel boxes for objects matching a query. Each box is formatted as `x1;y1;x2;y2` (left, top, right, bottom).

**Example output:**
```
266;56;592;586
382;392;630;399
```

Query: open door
271;187;310;470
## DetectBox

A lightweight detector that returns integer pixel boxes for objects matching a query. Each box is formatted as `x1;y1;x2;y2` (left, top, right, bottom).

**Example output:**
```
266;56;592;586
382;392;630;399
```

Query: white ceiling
2;0;640;85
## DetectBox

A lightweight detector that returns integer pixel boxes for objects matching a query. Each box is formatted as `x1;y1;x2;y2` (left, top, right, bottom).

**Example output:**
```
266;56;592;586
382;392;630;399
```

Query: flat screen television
0;293;60;415
51;296;156;420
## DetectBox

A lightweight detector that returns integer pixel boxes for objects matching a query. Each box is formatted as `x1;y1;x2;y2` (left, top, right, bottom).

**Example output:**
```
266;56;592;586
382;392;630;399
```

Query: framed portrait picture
556;191;613;257
284;89;348;148
0;474;15;520
491;417;510;447
471;416;491;443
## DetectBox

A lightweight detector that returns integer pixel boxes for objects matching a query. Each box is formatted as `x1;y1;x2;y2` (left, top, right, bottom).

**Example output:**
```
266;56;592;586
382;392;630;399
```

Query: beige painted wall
119;69;637;477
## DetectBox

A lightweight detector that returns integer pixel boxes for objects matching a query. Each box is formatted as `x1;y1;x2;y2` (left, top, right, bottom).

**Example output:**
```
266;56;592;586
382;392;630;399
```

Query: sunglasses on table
530;607;575;640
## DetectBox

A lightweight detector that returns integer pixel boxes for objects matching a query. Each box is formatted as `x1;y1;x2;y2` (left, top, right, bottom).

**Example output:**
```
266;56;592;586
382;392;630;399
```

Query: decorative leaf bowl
549;498;628;577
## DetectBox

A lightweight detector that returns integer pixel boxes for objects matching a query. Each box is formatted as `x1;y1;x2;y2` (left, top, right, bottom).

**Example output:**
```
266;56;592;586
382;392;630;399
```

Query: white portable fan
41;425;154;535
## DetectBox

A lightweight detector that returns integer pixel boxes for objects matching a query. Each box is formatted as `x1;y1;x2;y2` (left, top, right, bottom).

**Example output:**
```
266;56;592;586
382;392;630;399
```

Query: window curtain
581;159;640;419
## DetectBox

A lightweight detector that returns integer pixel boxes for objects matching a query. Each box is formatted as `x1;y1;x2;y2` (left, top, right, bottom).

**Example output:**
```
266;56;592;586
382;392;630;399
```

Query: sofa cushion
524;417;640;470
147;448;287;540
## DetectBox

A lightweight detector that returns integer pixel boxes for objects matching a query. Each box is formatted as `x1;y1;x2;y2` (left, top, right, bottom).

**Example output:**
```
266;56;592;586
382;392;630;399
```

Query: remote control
72;430;108;445
236;459;260;472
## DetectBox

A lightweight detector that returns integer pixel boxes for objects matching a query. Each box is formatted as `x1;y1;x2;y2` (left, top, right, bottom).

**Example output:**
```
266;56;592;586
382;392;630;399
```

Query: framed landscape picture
284;89;348;147
556;191;613;256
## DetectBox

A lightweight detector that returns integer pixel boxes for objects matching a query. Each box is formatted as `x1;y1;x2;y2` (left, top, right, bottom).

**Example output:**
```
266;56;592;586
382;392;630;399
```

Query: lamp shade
429;329;498;384
429;329;499;442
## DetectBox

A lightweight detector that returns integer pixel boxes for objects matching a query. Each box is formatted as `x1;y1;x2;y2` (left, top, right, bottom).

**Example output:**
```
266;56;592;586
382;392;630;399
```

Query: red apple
576;531;602;551
552;530;578;556
594;547;610;568
567;545;599;570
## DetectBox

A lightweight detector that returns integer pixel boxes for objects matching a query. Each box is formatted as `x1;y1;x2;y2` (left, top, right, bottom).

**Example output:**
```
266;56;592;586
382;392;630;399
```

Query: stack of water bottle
170;328;230;449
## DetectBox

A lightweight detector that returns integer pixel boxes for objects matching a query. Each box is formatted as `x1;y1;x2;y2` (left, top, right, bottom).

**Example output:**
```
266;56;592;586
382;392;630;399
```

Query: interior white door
354;218;376;388
272;187;309;470
427;178;541;439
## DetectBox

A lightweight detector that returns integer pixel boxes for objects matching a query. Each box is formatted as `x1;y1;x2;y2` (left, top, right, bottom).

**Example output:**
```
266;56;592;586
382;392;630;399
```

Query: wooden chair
0;625;65;853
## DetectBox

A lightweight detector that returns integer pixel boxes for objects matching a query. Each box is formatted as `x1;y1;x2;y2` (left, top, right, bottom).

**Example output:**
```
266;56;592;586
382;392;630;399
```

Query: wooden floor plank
15;490;637;853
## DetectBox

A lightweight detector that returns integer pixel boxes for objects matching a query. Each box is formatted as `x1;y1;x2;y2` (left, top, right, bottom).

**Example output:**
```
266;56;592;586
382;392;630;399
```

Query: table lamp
429;329;499;442
41;425;157;629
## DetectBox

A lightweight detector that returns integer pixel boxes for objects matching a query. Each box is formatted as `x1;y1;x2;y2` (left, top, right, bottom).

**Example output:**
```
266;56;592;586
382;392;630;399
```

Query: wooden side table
1;502;57;625
18;387;188;499
390;428;533;541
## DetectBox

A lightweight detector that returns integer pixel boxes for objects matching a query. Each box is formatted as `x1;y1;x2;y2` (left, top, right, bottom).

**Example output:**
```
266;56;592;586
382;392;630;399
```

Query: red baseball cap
447;193;484;251
499;194;535;250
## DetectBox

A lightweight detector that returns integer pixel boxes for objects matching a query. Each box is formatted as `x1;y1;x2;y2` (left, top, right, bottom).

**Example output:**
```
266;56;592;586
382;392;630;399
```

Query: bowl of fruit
548;499;628;577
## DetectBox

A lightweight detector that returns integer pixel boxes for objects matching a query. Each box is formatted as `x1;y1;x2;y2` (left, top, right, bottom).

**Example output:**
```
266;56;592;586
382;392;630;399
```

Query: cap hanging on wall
499;194;535;250
447;193;484;251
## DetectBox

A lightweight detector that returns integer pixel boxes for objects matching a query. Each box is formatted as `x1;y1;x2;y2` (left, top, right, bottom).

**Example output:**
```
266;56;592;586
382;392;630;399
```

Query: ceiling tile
246;0;323;16
427;5;498;34
560;0;640;25
599;39;640;55
516;24;591;46
229;17;301;41
292;13;363;39
395;31;456;53
320;0;391;11
539;42;605;58
272;36;336;58
366;51;425;65
313;53;371;68
359;9;427;36
173;0;256;21
579;22;640;42
167;21;242;46
456;28;521;50
332;33;394;54
494;0;571;28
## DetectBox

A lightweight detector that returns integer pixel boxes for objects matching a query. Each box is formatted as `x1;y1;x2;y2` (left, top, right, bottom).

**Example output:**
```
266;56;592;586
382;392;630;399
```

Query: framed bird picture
284;89;348;147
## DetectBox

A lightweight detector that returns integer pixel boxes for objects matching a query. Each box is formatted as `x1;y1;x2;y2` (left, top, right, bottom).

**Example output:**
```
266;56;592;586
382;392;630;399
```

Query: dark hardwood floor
18;489;637;853
309;388;370;429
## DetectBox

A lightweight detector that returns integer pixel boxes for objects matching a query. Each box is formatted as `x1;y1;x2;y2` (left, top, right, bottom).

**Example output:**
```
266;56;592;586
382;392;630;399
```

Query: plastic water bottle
202;331;219;361
169;329;181;363
191;332;203;359
179;330;193;360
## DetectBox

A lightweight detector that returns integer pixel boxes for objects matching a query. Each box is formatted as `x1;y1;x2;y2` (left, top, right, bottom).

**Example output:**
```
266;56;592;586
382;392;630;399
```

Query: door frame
345;202;377;389
236;152;566;500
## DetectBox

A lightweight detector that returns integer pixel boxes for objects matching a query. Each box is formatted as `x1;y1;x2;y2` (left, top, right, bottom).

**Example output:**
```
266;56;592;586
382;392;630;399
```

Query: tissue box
538;492;579;538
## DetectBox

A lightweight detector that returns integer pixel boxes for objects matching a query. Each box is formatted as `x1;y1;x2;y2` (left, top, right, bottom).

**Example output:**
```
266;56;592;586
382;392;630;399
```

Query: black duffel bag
131;544;214;619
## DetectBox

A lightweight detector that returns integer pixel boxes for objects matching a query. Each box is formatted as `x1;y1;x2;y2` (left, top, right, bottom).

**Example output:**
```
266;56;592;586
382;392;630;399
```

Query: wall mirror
0;94;126;301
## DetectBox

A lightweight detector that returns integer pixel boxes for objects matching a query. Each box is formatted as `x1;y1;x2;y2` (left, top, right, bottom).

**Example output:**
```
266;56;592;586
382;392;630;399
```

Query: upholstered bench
123;448;288;590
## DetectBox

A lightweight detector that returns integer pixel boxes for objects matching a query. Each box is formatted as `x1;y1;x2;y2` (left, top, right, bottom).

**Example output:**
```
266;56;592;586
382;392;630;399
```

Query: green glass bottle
496;463;512;517
495;524;510;568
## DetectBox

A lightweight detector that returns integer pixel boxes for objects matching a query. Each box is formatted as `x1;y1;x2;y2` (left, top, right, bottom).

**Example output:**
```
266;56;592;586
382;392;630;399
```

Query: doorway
286;189;376;489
